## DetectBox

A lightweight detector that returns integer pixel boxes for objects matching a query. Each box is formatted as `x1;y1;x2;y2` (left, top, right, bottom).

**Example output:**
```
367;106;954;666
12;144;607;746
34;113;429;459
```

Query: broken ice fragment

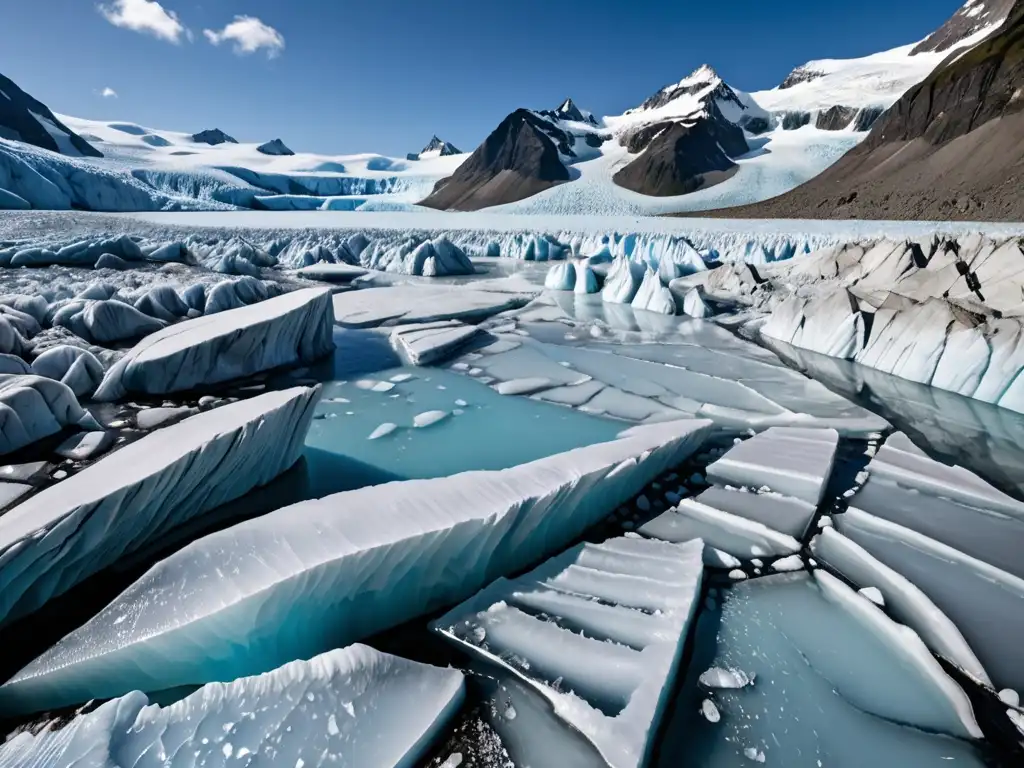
771;554;804;572
859;586;885;606
700;699;721;723
368;423;398;440
413;410;449;428
699;667;755;690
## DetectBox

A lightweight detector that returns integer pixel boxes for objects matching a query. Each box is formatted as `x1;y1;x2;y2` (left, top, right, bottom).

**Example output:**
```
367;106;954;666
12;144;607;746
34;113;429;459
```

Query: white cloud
97;0;187;44
101;87;119;98
203;15;284;58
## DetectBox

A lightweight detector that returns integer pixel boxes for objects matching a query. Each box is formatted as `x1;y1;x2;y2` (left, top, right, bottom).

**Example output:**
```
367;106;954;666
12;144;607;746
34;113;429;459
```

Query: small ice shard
704;547;741;569
136;405;192;430
771;555;804;572
818;516;833;528
700;699;721;723
368;423;398;440
0;644;464;768
495;377;553;396
372;381;396;393
439;753;464;768
390;373;414;383
729;569;747;580
707;427;839;506
751;558;763;568
743;747;766;762
413;410;449;428
54;430;114;461
455;399;468;407
999;689;1020;708
432;535;704;768
699;667;755;690
355;380;379;390
859;586;885;606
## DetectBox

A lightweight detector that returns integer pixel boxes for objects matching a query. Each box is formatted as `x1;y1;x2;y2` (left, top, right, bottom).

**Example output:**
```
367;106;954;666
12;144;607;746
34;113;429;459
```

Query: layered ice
432;535;704;768
694;486;817;539
29;345;103;398
94;288;334;400
836;507;1024;693
705;426;839;505
0;419;711;713
0;386;319;627
389;321;483;366
0;374;100;455
631;268;676;315
0;644;465;768
332;285;530;328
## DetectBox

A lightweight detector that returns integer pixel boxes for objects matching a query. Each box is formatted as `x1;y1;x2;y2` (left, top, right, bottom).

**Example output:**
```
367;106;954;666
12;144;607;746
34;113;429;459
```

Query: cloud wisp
204;16;285;59
101;87;119;98
97;0;187;44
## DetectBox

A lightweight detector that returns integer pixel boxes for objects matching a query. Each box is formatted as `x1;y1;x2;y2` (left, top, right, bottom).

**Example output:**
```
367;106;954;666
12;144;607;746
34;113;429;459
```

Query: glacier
94;287;334;400
0;418;711;715
389;321;483;366
0;644;464;768
0;386;319;627
331;285;531;328
0;374;100;455
432;535;704;768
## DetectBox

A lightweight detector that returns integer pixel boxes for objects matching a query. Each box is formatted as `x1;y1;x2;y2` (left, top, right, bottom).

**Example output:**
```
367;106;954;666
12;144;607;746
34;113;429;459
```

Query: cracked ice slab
811;528;991;686
695;486;817;539
836;507;1024;693
390;320;483;366
0;386;320;628
706;427;839;505
331;285;531;328
431;535;704;768
0;418;711;715
0;644;464;768
93;288;334;401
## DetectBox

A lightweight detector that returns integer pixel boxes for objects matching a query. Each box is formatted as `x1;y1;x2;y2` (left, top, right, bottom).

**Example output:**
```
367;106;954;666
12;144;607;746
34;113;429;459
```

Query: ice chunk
432;535;704;768
0;387;319;628
51;299;166;345
814;569;982;738
30;345;103;399
859;586;885;606
0;375;100;455
706;427;839;505
0;419;710;714
495;377;553;396
574;264;599;294
700;699;721;723
837;507;1024;693
0;644;464;768
54;429;114;461
368;422;398;440
333;285;530;328
770;554;804;572
390;320;482;366
413;410;449;428
545;262;577;291
681;287;712;319
0;483;31;509
695;486;816;539
631;268;676;315
640;499;801;559
94;288;334;400
136;405;192;429
699;667;755;689
601;257;645;304
296;262;369;282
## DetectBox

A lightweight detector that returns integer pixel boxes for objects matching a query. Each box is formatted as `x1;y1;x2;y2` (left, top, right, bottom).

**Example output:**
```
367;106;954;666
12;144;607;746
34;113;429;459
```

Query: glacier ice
0;644;465;768
432;535;704;768
50;298;166;345
0;374;100;455
390;320;483;366
836;507;1024;693
694;486;817;539
332;285;530;328
0;386;319;628
545;262;577;291
0;419;710;714
94;288;334;400
602;256;645;304
631;268;677;315
29;345;103;398
810;527;991;685
705;426;838;505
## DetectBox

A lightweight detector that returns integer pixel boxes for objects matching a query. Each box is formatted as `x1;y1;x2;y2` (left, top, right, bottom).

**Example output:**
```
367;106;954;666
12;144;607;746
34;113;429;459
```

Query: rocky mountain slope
0;73;101;158
692;0;1024;221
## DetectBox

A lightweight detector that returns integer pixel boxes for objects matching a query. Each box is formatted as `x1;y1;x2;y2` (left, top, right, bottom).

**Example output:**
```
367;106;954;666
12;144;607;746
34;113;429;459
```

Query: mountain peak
191;128;238;146
550;98;597;125
419;135;461;157
632;64;738;115
911;0;1015;54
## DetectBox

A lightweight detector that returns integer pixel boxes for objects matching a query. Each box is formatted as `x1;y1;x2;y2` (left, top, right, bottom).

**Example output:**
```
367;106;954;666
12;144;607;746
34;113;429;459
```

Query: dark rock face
256;139;294;156
0;72;101;157
419;135;461;156
911;0;1014;54
781;111;812;130
419;109;571;211
742;116;771;134
191;129;238;145
816;106;858;130
545;98;598;125
779;66;825;89
613;102;748;197
635;66;747;115
687;2;1024;221
853;106;885;132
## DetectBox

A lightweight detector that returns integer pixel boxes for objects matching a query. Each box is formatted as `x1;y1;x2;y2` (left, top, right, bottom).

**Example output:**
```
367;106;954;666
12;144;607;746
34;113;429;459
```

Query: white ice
332;285;530;328
0;374;100;455
390;320;483;366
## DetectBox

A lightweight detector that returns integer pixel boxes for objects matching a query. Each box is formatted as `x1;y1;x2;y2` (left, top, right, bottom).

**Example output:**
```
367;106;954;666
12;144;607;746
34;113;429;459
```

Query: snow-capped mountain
546;98;598;125
415;135;461;159
0;72;101;158
190;128;238;146
911;0;1015;53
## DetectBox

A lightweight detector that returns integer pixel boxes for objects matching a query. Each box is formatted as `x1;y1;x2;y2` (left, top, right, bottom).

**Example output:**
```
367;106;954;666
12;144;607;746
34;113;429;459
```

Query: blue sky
1;0;966;156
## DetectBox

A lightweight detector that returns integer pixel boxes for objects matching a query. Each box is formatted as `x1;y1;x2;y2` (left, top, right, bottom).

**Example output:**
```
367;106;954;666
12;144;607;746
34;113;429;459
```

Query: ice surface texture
94;288;334;400
0;374;100;455
389;321;483;366
0;386;319;628
433;535;704;768
0;418;711;715
332;285;530;328
0;644;465;768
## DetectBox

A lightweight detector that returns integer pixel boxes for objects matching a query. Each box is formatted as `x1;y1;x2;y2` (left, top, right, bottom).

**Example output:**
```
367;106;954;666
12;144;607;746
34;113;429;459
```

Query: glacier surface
0;374;100;455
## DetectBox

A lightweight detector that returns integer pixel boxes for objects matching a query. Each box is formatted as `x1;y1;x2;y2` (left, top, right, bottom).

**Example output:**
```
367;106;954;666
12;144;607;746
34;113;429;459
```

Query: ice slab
296;262;369;281
0;386;319;628
654;573;988;767
0;418;711;714
0;644;464;768
390;320;483;366
837;507;1024;693
29;345;103;399
639;499;802;560
0;483;30;509
0;374;101;455
706;426;839;505
811;528;991;686
695;486;817;539
94;288;334;400
432;535;704;768
332;285;530;328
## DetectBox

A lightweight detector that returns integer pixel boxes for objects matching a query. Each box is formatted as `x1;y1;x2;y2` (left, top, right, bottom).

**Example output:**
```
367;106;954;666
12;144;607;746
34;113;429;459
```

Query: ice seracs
0;375;100;455
0;644;465;768
94;288;334;400
432;535;704;768
0;419;711;714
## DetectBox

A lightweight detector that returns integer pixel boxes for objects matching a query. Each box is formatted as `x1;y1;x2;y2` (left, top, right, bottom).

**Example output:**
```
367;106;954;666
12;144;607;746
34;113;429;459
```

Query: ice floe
0;374;100;455
390;320;483;366
432;535;704;768
332;285;531;328
694;486;817;539
94;288;333;400
0;386;319;627
0;418;710;713
0;644;464;768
